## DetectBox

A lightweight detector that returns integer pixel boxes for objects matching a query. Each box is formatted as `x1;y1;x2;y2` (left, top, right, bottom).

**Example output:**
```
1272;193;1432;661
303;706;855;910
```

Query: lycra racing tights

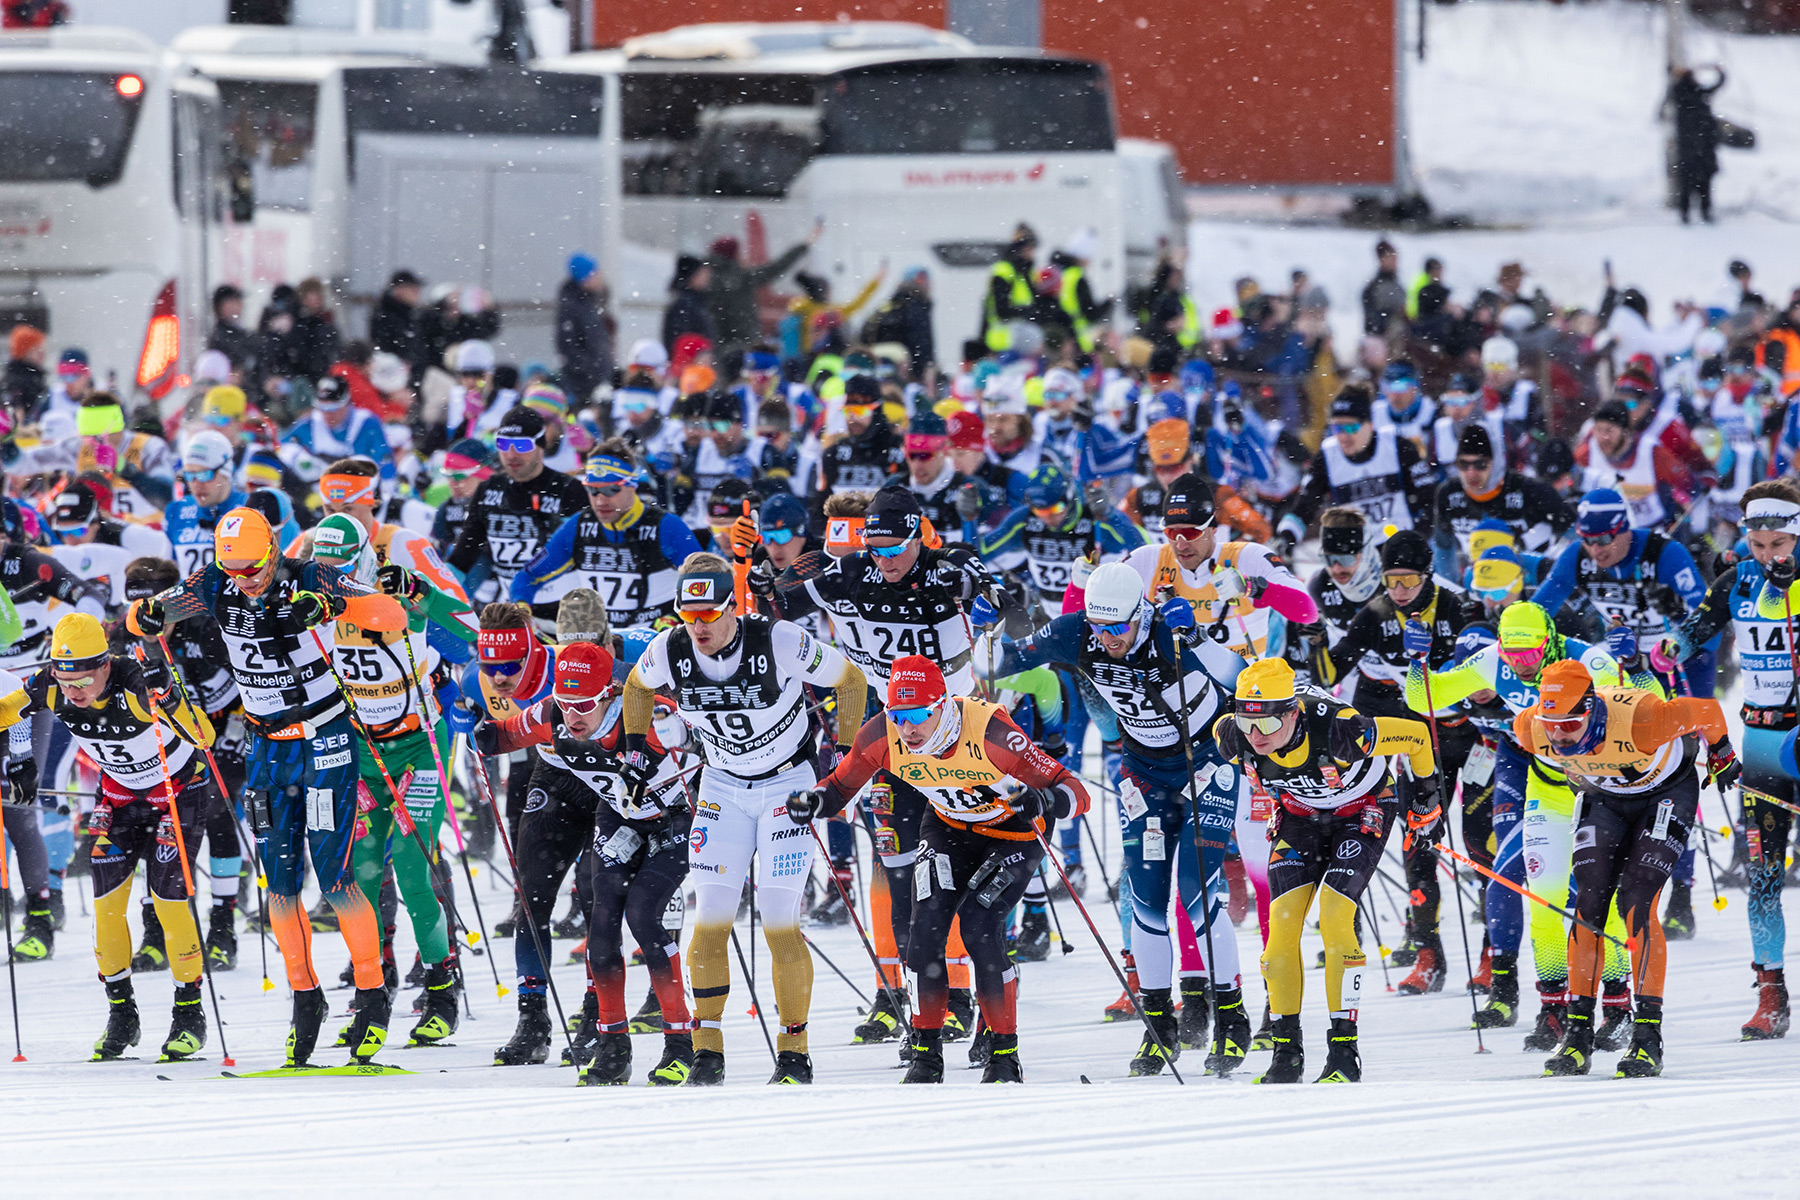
1568;770;1700;1005
1401;717;1477;952
1521;757;1627;985
91;779;209;986
1743;726;1797;968
687;761;815;1056
587;802;694;1034
1174;778;1271;975
512;760;600;994
908;811;1043;1035
350;725;451;967
1263;795;1398;1019
867;773;969;993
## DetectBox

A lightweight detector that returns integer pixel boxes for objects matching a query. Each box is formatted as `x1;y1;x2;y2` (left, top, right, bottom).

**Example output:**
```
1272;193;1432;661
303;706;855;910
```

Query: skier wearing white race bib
1287;384;1435;549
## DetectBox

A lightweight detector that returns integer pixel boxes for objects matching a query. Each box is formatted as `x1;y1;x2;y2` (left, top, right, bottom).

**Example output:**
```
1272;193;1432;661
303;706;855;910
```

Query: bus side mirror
227;159;255;224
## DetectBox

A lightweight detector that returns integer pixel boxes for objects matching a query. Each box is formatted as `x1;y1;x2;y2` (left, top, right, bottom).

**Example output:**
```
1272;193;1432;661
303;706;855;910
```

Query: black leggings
512;762;598;988
869;773;929;964
1402;719;1477;948
907;812;1043;1036
1569;771;1698;1002
586;803;692;1029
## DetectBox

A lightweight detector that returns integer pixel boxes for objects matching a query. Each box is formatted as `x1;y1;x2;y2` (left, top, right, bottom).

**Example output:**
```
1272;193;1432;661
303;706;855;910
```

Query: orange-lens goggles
220;552;272;579
678;607;728;625
1382;571;1424;591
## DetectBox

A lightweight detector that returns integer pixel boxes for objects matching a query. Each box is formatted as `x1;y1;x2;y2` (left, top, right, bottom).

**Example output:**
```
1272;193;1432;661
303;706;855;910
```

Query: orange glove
729;514;761;558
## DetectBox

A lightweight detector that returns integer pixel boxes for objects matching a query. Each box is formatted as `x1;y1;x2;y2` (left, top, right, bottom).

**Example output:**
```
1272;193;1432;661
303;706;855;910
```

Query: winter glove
1648;637;1681;675
1010;788;1045;824
377;564;421;600
1604;622;1638;664
289;590;339;628
1210;567;1247;603
1708;737;1742;791
1406;776;1446;847
130;597;167;638
969;595;1001;630
443;697;480;737
618;749;654;796
746;559;778;603
1289;620;1325;650
1083;481;1113;520
953;482;983;523
1036;785;1074;821
1159;595;1197;633
1402;619;1433;661
1768;555;1797;591
729;514;761;558
786;788;825;825
1071;550;1097;590
1271;529;1297;564
470;719;502;758
5;754;38;808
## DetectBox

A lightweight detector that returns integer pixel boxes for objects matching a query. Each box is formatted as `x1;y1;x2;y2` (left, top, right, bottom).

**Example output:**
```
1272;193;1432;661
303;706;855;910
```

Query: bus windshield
820;59;1113;156
0;71;145;186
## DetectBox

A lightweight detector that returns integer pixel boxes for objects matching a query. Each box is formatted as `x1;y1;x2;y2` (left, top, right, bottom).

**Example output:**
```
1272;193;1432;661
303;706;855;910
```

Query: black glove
746;560;778;602
1039;737;1069;764
470;719;501;758
1083;481;1113;520
1407;776;1446;846
132;597;167;637
1036;785;1074;821
1272;530;1297;563
618;749;654;796
1768;556;1797;591
1011;789;1045;823
377;564;420;600
786;788;824;825
1289;620;1325;649
5;755;38;809
953;482;983;523
289;590;339;628
1708;738;1743;790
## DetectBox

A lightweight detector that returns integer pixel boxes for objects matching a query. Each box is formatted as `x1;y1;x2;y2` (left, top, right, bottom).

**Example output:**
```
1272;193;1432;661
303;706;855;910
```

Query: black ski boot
404;952;426;991
1314;1017;1361;1082
1128;988;1181;1076
1472;953;1520;1028
285;987;330;1068
160;981;207;1062
1594;978;1632;1051
1205;987;1252;1076
46;886;64;931
1177;978;1211;1050
11;894;53;962
1249;1001;1275;1052
1522;980;1569;1052
1012;901;1052;962
1661;880;1696;941
551;904;587;940
577;1032;632;1086
407;962;459;1046
943;989;975;1042
853;987;906;1043
902;1027;945;1083
809;861;853;926
648;1032;693;1085
493;992;552;1065
768;1050;813;1084
625;986;664;1034
687;1048;725;1086
1614;998;1664;1078
346;986;392;1063
1388;919;1419;968
563;991;600;1067
981;1032;1023;1083
92;977;140;1061
205;900;237;971
968;1016;992;1068
1544;995;1596;1076
1254;1015;1304;1084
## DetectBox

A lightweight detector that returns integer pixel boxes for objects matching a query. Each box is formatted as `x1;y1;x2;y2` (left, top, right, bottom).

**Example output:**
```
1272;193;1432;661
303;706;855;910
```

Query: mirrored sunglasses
1382;572;1424;590
867;541;913;559
763;528;796;545
495;436;539;453
1234;713;1287;735
889;705;938;726
480;660;524;678
678;607;728;625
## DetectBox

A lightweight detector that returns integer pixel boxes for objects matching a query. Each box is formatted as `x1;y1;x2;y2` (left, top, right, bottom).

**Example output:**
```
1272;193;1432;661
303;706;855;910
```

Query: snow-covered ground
3;767;1797;1198
1189;1;1800;355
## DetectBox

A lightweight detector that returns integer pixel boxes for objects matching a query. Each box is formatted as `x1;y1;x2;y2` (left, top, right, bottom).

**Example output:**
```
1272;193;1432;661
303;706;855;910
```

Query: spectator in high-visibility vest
982;223;1038;352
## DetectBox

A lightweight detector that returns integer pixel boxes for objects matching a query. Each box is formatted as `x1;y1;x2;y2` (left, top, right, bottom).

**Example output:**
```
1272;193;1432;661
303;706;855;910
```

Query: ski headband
1745;497;1800;535
319;472;379;507
585;454;636;486
676;572;735;611
478;627;535;663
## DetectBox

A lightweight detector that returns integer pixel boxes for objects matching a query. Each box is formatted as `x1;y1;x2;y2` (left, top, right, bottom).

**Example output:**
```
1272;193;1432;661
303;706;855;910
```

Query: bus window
343;66;603;140
621;73;817;198
0;72;145;186
217;79;318;212
820;60;1113;156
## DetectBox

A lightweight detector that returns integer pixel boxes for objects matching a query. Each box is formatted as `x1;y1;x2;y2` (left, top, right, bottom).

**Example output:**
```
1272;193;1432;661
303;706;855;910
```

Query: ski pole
805;822;913;1044
801;933;872;1009
1033;857;1074;956
142;682;235;1067
1695;777;1727;912
0;809;23;1060
1079;813;1122;914
1438;843;1630;950
1031;822;1183;1084
1417;651;1487;1052
1356;895;1395;992
469;749;575;1058
1165;620;1224;1074
728;926;777;1068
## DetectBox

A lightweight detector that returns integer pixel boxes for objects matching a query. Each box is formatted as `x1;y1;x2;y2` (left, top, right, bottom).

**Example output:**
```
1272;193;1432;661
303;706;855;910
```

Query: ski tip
1079;1074;1092;1084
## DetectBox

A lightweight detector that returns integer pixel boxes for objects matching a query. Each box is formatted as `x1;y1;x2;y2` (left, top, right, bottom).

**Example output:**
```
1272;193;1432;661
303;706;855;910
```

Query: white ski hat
1084;562;1146;627
453;340;495;373
182;429;234;473
1481;336;1519;371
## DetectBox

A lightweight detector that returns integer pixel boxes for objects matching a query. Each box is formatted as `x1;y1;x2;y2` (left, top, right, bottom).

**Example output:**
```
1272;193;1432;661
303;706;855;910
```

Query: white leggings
688;762;817;931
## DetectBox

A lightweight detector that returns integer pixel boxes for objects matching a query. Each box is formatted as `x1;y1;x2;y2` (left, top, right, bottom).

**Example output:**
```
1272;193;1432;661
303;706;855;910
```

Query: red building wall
587;0;1399;187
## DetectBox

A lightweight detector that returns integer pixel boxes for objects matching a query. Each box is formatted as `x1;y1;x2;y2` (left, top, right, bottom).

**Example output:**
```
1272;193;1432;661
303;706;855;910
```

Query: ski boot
160;981;207;1062
1594;978;1632;1051
1249;1001;1275;1052
1467;941;1493;994
346;986;392;1063
284;987;330;1068
944;989;974;1042
1387;920;1419;968
307;896;339;932
1046;863;1086;900
628;987;665;1034
551;904;587;940
1472;953;1520;1028
1177;978;1211;1050
1254;1015;1304;1084
92;977;141;1061
577;1032;632;1086
1102;952;1140;1023
1742;966;1791;1040
768;1050;813;1084
968;1016;992;1068
1128;988;1181;1076
853;987;906;1043
46;886;64;931
809;860;853;925
1205;987;1252;1076
1543;996;1596;1076
648;1032;694;1085
1224;855;1249;926
1395;944;1445;995
1614;999;1663;1078
902;1027;945;1083
407;962;460;1046
11;894;53;962
981;1032;1023;1083
205;902;238;972
493;992;552;1065
563;991;600;1067
1660;880;1696;941
1522;980;1568;1052
1314;1017;1360;1082
1011;901;1052;962
686;1048;725;1086
403;952;426;990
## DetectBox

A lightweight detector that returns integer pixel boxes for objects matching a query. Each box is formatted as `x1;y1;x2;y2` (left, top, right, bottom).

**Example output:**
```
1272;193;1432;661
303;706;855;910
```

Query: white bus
551;22;1186;359
172;24;617;367
0;27;221;402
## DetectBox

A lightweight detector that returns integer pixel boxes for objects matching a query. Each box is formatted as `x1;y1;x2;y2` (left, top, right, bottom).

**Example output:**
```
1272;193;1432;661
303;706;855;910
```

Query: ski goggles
584;483;628;498
1539;708;1592;731
1454;457;1491;474
52;522;91;541
1498;644;1547;677
889;703;940;726
1233;712;1290;736
1382;571;1425;591
218;550;273;579
1473;582;1520;604
1579;529;1626;546
677;606;728;625
1032;504;1069;524
494;435;541;454
1329;421;1365;436
842;402;877;418
867;539;914;559
49;672;98;689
